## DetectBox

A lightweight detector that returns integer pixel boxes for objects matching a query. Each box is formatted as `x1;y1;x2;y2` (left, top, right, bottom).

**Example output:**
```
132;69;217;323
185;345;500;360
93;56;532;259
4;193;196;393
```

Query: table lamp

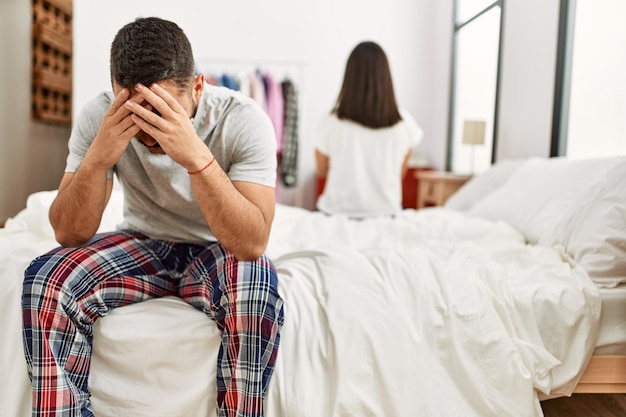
462;120;486;174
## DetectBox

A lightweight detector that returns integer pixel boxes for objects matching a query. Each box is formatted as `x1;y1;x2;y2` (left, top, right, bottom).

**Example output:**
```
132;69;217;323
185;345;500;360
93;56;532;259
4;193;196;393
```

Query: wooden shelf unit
31;0;73;125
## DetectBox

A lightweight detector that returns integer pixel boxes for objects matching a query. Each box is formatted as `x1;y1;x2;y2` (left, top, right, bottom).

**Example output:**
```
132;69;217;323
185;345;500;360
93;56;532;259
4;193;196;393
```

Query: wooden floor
541;394;626;416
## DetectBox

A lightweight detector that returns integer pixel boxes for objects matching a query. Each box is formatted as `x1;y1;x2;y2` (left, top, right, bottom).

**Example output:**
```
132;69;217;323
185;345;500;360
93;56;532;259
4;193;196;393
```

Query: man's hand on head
126;82;211;172
85;88;143;171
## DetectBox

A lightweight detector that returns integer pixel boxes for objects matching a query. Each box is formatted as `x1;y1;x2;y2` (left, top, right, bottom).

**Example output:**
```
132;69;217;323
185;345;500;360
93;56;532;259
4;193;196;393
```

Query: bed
1;155;625;417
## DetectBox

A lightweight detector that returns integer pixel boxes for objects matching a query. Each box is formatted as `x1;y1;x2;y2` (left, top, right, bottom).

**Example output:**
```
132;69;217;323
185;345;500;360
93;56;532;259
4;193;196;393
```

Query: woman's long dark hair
333;41;402;128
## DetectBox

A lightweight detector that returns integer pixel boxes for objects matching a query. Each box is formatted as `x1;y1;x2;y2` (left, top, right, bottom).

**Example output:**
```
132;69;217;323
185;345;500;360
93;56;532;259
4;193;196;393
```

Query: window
448;1;504;174
553;0;626;158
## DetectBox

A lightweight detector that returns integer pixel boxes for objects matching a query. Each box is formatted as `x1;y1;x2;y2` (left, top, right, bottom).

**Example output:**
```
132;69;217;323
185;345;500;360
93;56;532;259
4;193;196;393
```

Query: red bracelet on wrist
188;156;216;175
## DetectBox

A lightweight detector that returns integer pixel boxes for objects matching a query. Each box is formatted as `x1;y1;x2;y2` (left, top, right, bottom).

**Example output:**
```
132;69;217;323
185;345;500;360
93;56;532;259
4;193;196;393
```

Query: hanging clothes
199;66;300;188
248;70;268;112
279;78;298;187
221;73;239;91
263;70;285;156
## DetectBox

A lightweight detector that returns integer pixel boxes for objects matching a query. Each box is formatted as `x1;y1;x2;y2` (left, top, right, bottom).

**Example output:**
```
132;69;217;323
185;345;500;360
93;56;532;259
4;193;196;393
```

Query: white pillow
468;156;626;244
5;188;124;239
546;161;626;288
6;190;57;238
444;158;527;211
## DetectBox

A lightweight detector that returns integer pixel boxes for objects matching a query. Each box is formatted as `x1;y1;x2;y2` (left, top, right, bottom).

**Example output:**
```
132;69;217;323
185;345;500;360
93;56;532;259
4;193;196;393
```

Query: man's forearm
189;166;274;261
49;164;111;247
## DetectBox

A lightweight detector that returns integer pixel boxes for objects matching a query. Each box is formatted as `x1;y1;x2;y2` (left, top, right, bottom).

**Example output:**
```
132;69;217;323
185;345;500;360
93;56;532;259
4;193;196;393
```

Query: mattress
595;285;626;354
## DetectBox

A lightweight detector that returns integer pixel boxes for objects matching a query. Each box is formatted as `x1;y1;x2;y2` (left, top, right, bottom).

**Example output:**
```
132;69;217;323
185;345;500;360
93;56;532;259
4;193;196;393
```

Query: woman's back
315;110;422;217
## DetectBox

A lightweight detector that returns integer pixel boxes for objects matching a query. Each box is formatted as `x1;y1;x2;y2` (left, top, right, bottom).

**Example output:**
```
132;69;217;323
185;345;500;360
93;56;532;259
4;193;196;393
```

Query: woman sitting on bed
314;41;423;218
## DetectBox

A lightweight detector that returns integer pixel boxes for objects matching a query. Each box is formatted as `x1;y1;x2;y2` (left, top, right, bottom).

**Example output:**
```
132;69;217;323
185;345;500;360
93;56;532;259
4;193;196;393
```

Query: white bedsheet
0;191;602;417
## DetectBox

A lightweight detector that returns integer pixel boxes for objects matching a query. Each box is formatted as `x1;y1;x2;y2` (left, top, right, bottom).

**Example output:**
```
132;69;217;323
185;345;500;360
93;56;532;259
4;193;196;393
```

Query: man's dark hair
110;17;195;91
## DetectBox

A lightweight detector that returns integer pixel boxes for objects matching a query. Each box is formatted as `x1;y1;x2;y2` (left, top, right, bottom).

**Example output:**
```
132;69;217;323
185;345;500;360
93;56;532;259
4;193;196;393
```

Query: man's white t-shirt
315;110;423;217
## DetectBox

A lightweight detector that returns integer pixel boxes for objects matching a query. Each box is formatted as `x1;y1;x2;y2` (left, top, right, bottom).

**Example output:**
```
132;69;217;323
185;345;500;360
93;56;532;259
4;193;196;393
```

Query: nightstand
402;166;434;209
415;171;472;208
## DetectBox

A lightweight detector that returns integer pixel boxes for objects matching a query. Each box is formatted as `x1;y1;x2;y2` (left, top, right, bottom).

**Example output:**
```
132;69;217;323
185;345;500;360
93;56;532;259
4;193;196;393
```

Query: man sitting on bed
21;17;284;417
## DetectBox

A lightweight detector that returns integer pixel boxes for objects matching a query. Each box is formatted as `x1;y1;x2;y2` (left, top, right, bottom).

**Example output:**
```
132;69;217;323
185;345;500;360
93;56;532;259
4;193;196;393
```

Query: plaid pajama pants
22;230;284;417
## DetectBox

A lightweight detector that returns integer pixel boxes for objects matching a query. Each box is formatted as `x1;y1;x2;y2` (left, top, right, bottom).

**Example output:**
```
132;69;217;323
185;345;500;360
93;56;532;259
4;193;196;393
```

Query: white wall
0;0;69;224
73;0;453;209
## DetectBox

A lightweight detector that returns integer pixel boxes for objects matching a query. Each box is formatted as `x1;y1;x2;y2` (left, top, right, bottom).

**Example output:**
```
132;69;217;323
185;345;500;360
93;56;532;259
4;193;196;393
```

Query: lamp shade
462;120;486;145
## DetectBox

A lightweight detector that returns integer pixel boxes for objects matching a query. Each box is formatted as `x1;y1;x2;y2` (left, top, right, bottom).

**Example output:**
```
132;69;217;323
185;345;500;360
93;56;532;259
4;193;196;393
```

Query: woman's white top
314;109;423;217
